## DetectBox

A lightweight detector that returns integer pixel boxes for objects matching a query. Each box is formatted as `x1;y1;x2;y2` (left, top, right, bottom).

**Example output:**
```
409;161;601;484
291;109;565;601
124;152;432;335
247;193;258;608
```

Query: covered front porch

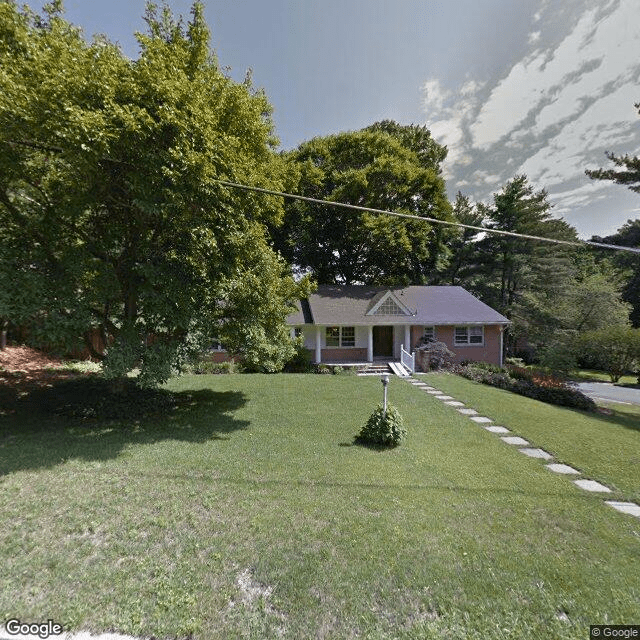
294;324;416;365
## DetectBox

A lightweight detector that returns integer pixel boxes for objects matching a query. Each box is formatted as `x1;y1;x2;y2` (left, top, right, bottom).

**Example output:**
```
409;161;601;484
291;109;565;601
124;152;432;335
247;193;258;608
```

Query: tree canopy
0;1;309;383
272;121;454;285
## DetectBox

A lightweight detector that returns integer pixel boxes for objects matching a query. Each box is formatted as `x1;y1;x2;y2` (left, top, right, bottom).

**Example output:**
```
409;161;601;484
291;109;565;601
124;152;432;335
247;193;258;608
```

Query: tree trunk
0;318;7;350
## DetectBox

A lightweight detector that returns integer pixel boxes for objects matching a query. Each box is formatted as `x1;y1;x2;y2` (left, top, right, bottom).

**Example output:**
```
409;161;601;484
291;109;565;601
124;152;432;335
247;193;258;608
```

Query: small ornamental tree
357;404;406;448
577;326;640;382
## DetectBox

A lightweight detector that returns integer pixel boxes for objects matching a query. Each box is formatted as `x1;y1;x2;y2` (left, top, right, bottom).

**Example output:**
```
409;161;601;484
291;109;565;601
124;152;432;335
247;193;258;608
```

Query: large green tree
0;1;308;383
272;121;454;285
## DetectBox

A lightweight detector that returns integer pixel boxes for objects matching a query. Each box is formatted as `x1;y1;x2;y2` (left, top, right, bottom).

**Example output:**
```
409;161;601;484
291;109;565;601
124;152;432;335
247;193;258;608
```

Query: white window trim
367;290;413;316
325;326;356;348
423;326;436;341
454;325;484;347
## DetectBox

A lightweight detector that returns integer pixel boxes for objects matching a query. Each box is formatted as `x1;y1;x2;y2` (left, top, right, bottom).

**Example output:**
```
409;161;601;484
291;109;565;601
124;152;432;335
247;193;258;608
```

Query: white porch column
290;327;296;340
404;325;411;352
367;325;373;362
315;326;322;363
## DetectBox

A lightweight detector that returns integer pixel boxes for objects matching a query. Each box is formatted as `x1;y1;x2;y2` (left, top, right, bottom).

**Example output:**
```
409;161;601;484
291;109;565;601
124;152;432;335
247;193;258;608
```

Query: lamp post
381;373;389;417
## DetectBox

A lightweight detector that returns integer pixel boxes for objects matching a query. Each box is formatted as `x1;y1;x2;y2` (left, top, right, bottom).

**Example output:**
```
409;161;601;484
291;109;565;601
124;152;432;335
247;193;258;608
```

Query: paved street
575;381;640;405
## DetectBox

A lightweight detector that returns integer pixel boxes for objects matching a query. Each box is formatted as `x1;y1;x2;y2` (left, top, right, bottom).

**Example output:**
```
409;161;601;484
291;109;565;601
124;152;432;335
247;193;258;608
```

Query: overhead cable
214;179;640;255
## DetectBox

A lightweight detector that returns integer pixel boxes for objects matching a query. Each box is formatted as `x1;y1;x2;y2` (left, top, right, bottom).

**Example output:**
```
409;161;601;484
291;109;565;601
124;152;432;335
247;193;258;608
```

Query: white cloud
420;0;640;236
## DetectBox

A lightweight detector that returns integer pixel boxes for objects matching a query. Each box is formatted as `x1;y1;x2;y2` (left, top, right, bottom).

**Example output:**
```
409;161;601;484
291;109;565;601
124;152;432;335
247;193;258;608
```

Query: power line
214;179;640;255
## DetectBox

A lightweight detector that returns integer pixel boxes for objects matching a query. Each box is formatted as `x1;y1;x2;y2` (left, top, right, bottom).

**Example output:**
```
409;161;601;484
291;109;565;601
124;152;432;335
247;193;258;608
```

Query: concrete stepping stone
501;436;529;446
444;400;465;407
519;447;553;460
457;408;478;415
546;463;580;475
605;501;640;518
485;425;510;434
470;416;493;424
434;395;454;400
426;389;442;394
574;479;611;493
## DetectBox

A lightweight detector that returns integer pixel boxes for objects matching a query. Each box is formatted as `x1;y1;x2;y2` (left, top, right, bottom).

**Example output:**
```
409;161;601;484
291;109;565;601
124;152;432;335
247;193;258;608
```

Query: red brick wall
320;348;368;362
428;325;503;366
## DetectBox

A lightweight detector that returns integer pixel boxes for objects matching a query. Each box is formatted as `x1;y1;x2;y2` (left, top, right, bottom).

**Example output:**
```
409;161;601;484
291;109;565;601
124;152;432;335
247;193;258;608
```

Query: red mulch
0;345;64;372
0;346;86;405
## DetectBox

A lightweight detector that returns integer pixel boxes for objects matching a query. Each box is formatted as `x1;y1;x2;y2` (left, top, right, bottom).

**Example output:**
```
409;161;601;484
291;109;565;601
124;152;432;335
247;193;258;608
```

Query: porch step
356;364;392;376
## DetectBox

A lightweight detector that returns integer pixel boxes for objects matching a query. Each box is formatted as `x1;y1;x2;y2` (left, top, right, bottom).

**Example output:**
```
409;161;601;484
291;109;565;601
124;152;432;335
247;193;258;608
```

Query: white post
381;374;389;416
315;326;322;363
367;325;373;362
404;325;411;355
290;327;296;340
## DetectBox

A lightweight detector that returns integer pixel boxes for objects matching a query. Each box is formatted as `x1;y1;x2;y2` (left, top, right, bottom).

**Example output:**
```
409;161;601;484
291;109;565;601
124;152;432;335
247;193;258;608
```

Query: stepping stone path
402;375;640;521
485;426;510;434
501;436;529;446
574;479;611;493
519;447;553;460
546;463;579;475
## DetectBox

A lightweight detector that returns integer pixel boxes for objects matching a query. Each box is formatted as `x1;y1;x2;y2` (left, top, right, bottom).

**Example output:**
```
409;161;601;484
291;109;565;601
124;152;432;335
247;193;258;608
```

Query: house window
341;326;355;347
454;326;484;346
375;297;405;315
326;326;355;347
210;340;226;352
294;327;303;338
423;326;435;342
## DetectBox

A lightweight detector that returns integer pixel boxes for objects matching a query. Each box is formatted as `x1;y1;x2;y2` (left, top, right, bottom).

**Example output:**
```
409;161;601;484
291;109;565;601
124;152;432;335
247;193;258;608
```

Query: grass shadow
591;403;640;433
0;379;250;476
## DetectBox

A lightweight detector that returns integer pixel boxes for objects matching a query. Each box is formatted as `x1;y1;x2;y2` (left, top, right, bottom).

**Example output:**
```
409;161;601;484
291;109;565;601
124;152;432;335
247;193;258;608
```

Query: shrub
454;363;596;411
315;364;333;375
332;365;356;376
504;357;525;367
415;340;456;371
356;404;406;447
193;360;239;375
283;343;314;373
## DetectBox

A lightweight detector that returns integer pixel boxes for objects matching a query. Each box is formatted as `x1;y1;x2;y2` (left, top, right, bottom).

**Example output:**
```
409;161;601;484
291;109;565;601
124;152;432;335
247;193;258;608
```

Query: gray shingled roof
288;285;510;326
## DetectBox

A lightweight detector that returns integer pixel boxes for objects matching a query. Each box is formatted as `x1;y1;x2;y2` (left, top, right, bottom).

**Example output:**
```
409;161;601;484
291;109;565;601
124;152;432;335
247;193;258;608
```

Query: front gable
366;290;413;317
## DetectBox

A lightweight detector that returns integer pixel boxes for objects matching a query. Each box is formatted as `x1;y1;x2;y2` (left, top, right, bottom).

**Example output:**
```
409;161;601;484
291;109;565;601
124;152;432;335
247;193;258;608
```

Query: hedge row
453;364;597;412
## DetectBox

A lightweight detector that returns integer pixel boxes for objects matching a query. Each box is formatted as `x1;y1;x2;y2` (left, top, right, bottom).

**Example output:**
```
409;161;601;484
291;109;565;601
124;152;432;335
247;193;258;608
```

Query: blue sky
33;0;640;238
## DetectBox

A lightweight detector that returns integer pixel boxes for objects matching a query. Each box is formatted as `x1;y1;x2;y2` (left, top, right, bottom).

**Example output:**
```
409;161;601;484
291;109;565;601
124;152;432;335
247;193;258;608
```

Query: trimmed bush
356;404;406;447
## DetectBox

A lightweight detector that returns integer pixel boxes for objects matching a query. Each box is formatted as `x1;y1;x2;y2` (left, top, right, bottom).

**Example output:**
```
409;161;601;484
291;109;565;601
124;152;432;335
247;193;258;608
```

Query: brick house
287;285;510;368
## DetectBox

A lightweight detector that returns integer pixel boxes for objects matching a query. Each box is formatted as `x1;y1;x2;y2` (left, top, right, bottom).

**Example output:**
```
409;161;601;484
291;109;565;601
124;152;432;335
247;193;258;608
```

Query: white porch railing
400;344;415;373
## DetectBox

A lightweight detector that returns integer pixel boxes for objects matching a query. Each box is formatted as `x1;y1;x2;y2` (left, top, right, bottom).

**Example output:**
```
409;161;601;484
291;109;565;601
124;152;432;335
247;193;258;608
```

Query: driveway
574;381;640;405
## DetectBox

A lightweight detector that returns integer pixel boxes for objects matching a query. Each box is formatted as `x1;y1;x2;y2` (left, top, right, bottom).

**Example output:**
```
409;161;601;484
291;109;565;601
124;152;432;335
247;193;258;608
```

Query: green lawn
571;369;638;386
420;372;640;503
1;373;639;639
